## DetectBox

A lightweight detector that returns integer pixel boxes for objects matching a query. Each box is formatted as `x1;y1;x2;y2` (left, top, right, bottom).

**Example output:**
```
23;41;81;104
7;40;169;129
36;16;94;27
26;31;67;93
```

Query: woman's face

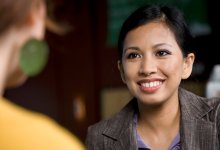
119;22;194;106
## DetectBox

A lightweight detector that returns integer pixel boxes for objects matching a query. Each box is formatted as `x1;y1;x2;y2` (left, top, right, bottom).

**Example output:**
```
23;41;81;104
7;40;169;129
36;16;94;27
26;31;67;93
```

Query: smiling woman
120;22;194;106
86;4;220;150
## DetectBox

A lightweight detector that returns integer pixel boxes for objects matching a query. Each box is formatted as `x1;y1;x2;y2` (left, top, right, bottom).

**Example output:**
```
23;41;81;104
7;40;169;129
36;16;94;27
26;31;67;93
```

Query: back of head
118;4;195;60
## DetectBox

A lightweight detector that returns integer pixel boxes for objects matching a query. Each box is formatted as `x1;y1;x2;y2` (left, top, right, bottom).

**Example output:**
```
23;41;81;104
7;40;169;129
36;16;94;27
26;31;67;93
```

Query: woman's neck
137;95;180;149
0;32;18;96
139;101;180;129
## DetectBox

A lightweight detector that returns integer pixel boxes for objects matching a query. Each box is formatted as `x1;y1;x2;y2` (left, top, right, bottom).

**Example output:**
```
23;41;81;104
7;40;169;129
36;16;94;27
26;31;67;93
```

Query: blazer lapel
179;88;217;150
102;99;138;150
113;124;137;150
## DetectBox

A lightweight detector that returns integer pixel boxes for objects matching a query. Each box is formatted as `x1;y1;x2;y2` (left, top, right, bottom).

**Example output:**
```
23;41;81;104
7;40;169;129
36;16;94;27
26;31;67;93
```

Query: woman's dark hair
118;4;195;60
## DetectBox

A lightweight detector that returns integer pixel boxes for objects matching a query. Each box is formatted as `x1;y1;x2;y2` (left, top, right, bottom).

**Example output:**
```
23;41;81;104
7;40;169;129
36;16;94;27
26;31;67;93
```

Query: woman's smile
138;78;164;93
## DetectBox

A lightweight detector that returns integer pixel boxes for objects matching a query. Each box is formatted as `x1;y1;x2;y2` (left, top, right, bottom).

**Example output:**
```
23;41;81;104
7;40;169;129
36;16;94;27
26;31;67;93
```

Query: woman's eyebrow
123;46;140;52
152;43;173;49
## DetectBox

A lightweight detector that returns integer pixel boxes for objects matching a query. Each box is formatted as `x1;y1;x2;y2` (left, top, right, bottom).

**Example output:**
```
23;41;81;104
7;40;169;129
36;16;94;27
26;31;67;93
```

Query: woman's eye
156;50;171;57
127;53;141;59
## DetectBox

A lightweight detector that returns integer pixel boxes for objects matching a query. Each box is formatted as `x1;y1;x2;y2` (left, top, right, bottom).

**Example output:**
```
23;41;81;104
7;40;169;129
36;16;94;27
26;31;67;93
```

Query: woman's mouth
138;79;164;93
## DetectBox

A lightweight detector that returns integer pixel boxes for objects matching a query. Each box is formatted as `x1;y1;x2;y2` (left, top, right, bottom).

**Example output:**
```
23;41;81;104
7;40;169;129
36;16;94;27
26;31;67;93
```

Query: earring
19;38;49;77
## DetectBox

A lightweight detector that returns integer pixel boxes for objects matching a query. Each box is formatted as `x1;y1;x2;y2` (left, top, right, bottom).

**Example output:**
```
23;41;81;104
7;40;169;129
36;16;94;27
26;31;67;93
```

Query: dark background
4;0;220;142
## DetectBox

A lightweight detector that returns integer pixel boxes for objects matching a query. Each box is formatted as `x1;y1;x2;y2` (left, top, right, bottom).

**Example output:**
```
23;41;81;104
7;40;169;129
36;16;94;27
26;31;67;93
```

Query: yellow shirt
0;97;85;150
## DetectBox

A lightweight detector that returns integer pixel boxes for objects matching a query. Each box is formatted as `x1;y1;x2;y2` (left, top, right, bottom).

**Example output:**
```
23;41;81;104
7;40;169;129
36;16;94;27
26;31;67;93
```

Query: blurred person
86;4;220;150
0;0;85;149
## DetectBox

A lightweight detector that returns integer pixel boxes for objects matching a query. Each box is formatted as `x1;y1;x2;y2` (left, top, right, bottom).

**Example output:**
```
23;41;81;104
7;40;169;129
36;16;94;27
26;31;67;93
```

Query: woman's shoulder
180;87;220;105
0;97;85;150
180;88;220;118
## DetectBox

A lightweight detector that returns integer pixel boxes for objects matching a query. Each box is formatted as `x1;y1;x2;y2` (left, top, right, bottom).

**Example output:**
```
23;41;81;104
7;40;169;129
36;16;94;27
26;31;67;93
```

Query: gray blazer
86;88;220;150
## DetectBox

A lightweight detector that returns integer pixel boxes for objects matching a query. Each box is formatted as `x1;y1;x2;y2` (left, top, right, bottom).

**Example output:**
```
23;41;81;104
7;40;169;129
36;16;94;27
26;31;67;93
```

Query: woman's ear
117;60;126;83
23;1;46;39
182;53;195;79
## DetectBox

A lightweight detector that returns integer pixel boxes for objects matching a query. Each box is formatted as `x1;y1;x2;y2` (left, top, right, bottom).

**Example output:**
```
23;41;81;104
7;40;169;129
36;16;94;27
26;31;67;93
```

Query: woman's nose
138;56;157;76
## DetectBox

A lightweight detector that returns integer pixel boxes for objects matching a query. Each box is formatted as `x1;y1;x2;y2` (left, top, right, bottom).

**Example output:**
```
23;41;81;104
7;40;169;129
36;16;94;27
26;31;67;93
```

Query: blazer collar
179;88;212;120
